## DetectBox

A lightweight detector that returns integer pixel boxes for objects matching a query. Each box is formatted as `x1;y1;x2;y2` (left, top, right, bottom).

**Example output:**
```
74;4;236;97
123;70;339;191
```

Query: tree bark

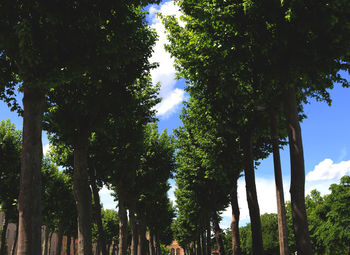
270;110;290;255
149;230;155;255
206;220;211;255
137;221;147;255
91;178;107;255
66;236;71;255
73;128;93;255
242;130;263;255
129;206;138;255
0;216;8;255
230;178;241;255
284;87;313;255
43;226;50;255
55;223;63;255
17;88;45;255
48;232;53;255
212;214;225;255
72;237;76;255
11;222;18;255
117;184;128;255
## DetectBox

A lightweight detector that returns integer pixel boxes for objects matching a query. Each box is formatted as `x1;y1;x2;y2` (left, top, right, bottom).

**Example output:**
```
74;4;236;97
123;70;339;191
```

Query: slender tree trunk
149;230;155;255
66;236;71;255
91;179;107;255
201;227;206;255
212;214;225;255
206;220;211;255
117;185;128;255
270;110;290;255
17;88;44;255
0;216;8;255
242;130;263;254
111;239;116;255
284;87;313;255
11;223;18;255
155;234;160;255
129;206;138;255
230;177;241;255
73;128;93;255
55;223;63;255
137;221;147;255
48;232;53;255
72;237;76;255
43;226;50;255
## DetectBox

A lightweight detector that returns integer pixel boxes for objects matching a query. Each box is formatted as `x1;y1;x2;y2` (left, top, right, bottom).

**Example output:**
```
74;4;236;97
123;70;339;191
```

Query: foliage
0;119;21;222
92;209;119;245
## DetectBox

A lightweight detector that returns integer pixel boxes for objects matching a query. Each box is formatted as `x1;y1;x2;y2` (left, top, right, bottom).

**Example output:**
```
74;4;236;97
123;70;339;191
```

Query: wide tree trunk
270;110;290;255
17;88;45;255
212;214;225;255
230;177;241;255
0;216;8;255
117;184;128;255
55;223;63;255
11;222;18;255
284;87;313;255
91;178;107;255
73;128;93;255
242;130;263;254
129;206;138;255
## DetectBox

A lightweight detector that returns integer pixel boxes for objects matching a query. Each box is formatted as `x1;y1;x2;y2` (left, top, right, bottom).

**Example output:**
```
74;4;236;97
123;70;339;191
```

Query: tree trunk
155;234;160;255
117;185;128;255
284;87;313;255
43;226;50;255
206;220;211;255
242;130;263;254
66;236;71;255
72;237;76;255
11;222;18;255
129;206;138;255
201;227;206;255
91;179;107;255
55;223;63;255
48;232;53;255
149;230;155;255
270;110;290;255
17;88;45;255
137;221;147;255
212;214;225;255
73;128;93;255
0;216;8;255
111;239;116;255
230;177;241;255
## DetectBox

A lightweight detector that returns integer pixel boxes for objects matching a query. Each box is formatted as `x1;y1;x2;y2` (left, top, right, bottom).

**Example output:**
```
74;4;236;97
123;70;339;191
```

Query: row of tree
162;0;350;255
222;176;350;255
0;1;178;254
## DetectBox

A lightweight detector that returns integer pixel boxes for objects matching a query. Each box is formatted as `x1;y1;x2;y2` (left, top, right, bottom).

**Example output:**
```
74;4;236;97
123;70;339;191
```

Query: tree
0;120;21;255
0;1;161;253
306;176;350;254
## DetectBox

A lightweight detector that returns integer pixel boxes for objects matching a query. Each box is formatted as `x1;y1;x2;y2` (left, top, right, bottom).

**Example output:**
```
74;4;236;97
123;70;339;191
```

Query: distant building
166;240;184;255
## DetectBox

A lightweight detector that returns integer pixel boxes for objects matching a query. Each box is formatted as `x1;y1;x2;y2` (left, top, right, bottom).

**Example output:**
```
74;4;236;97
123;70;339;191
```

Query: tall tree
0;120;21;255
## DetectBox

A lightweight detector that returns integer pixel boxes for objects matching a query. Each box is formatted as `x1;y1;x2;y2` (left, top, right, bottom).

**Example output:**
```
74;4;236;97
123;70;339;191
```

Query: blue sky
1;0;349;229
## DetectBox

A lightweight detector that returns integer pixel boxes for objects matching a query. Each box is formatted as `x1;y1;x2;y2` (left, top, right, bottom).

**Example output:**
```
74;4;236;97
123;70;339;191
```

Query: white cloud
99;185;117;210
222;177;291;222
155;88;185;117
306;158;350;181
219;158;350;228
148;1;185;116
43;144;51;155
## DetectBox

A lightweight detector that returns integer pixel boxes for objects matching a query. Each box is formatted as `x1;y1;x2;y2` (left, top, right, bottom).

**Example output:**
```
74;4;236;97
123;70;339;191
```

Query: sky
1;0;350;230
